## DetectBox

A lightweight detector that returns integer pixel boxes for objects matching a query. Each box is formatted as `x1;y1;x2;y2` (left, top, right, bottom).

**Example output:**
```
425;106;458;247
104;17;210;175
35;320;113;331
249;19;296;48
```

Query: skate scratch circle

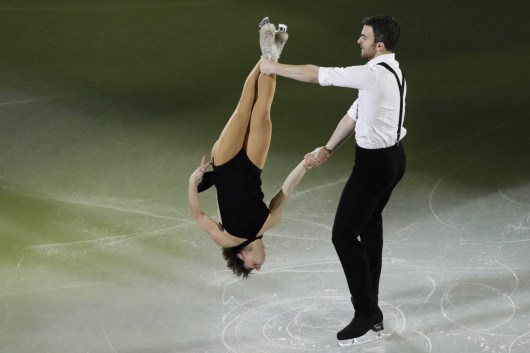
221;293;406;352
508;331;530;353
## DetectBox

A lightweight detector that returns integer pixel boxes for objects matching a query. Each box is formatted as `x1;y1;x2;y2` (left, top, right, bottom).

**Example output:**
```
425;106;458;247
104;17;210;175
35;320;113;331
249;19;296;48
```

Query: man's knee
331;225;360;248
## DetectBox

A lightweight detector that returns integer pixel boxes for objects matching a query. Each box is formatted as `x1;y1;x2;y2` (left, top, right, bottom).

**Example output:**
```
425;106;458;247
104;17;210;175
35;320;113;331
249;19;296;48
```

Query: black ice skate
337;307;385;347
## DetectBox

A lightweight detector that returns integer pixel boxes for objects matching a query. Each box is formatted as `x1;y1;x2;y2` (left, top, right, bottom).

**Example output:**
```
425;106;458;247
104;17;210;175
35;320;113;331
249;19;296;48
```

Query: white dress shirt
318;53;407;149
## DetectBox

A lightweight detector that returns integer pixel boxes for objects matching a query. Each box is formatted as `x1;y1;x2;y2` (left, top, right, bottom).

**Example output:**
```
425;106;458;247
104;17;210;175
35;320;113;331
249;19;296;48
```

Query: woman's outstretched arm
280;160;310;197
265;159;313;228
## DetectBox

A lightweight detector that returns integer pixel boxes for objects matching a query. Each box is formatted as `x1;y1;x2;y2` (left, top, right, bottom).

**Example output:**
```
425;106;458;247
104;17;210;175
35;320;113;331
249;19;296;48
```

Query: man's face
357;25;377;60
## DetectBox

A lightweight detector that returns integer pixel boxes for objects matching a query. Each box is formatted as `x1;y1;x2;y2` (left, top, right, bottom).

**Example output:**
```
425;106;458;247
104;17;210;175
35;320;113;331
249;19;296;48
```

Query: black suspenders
377;62;405;144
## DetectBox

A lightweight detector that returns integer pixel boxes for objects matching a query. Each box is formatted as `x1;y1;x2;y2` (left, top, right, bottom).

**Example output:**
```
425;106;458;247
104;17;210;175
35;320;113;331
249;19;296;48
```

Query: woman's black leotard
212;149;270;241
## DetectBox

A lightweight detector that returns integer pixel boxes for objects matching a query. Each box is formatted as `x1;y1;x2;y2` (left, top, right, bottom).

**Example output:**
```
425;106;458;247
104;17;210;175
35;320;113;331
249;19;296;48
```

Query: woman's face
238;247;265;272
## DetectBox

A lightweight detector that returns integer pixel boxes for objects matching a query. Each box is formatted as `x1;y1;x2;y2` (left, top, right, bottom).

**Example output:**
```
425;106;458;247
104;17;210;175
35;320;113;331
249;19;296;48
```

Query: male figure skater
260;16;407;345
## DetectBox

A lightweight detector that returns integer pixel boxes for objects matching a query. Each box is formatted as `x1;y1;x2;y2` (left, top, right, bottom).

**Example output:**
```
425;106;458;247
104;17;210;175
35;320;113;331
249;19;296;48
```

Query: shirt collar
367;53;396;66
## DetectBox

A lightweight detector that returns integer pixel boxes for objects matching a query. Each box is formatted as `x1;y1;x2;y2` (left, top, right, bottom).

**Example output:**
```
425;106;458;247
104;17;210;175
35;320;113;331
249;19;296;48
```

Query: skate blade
337;329;386;347
277;24;288;33
258;17;269;28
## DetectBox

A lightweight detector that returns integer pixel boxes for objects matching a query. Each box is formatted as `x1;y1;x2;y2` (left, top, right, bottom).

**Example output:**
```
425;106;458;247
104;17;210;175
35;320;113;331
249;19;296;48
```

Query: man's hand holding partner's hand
304;147;331;170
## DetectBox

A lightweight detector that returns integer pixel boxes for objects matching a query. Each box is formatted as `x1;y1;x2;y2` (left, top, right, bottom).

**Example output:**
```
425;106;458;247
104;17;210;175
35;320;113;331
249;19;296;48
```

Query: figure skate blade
337;329;386;347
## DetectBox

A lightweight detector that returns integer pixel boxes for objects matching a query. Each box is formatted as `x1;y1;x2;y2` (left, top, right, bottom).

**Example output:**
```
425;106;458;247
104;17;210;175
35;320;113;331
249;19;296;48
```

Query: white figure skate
259;17;288;61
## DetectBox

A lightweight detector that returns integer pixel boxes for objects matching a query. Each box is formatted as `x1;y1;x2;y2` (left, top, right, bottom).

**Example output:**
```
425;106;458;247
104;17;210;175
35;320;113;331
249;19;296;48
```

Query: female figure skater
188;18;313;278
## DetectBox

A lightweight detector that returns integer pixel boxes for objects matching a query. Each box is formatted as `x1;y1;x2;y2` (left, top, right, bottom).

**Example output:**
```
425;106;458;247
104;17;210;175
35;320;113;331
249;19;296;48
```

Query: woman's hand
189;155;211;185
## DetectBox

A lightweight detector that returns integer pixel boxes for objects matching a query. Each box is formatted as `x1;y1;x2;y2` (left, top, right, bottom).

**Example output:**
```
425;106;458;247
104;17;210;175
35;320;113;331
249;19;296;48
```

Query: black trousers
332;143;406;317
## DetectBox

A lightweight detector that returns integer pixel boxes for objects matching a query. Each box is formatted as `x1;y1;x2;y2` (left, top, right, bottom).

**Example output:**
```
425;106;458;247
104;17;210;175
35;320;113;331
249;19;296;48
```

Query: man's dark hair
362;16;400;51
222;246;252;278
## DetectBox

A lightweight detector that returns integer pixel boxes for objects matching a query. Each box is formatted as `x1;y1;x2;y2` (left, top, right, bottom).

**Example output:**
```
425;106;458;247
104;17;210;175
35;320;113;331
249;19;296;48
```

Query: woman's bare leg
244;73;276;169
211;62;261;166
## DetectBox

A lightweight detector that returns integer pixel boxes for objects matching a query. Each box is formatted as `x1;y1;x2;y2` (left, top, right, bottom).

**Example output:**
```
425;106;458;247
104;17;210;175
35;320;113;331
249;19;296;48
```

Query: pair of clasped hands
303;146;332;170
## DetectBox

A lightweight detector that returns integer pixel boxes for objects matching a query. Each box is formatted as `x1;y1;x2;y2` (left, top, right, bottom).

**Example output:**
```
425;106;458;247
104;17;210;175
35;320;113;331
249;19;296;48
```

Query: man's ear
237;251;245;260
376;42;386;51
